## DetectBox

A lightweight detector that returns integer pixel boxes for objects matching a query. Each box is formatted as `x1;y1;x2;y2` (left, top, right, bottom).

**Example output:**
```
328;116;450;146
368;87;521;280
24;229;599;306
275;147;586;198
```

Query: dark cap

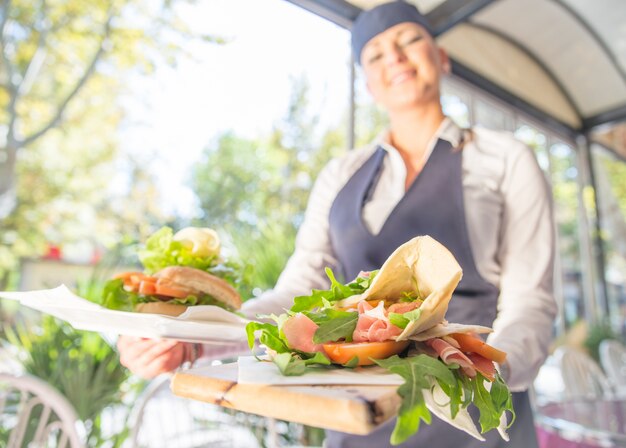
351;1;432;64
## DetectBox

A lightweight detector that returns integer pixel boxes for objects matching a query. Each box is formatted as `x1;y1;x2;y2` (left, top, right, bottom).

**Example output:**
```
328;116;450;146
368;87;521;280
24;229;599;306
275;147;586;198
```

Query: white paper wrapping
0;285;248;344
237;355;404;385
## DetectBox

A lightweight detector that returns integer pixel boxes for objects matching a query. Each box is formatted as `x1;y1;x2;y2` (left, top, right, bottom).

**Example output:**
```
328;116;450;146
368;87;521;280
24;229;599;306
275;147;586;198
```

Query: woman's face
360;22;449;113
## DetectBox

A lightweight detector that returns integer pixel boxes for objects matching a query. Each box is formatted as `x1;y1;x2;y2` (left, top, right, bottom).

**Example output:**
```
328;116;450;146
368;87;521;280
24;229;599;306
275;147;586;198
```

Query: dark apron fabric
325;140;537;448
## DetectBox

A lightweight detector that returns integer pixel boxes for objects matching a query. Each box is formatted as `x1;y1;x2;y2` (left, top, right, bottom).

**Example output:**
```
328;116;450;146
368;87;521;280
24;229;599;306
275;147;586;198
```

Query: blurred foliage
600;154;626;219
584;319;620;363
191;76;346;300
1;252;143;446
2;316;139;447
192;76;343;233
549;143;583;266
230;223;297;300
0;0;223;289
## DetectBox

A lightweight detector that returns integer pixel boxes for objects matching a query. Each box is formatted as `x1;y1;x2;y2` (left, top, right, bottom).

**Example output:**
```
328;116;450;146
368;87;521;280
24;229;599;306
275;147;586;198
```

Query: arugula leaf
312;313;358;344
491;373;515;425
325;267;353;299
342;356;359;368
436;369;464;419
291;289;334;313
393;391;430;446
262;313;291;341
347;269;379;292
273;352;306;376
388;308;422;329
291;268;366;313
375;355;457;445
375;356;431;445
245;322;289;354
272;351;331;376
471;373;500;433
305;308;355;325
470;373;515;433
304;351;332;367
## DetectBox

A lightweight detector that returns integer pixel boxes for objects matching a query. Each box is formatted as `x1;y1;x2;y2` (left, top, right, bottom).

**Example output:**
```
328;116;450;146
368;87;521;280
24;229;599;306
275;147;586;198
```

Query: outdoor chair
127;372;262;448
553;346;614;399
0;373;84;448
599;339;626;397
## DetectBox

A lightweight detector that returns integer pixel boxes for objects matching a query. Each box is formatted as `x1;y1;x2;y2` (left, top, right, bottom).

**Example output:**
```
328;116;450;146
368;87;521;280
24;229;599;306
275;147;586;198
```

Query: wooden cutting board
171;361;401;434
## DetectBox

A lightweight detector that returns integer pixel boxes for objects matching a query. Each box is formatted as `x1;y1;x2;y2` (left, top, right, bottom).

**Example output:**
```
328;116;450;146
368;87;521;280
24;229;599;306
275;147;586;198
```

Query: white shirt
243;118;557;391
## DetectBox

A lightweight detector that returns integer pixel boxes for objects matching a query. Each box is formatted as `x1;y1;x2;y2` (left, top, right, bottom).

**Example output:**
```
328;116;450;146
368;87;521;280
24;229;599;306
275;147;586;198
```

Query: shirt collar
375;117;464;152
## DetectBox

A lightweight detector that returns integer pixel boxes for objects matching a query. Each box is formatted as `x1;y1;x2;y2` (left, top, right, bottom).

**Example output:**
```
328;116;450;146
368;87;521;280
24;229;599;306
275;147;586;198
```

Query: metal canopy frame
285;0;626;133
427;0;496;36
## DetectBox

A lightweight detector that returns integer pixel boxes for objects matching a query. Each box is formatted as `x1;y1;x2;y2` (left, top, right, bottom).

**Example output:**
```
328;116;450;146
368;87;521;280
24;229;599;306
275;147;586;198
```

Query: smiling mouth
389;70;417;86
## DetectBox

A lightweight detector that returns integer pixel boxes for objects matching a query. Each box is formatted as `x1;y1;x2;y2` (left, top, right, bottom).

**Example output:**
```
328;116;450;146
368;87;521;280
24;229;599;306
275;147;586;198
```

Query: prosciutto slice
352;301;403;343
387;301;421;314
281;313;323;353
467;352;496;380
427;337;476;377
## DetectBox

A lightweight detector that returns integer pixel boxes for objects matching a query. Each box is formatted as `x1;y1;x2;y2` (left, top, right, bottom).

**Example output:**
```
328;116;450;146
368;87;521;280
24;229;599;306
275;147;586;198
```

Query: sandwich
101;226;242;315
245;236;513;445
109;266;241;316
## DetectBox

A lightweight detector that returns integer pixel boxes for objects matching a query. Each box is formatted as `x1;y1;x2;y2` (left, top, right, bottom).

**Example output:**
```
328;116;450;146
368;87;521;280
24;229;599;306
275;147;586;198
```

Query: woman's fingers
138;341;185;378
117;336;186;379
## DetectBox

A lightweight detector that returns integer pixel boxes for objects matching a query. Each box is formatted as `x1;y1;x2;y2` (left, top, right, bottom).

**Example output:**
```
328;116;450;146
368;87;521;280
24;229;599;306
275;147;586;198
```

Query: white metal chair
127;372;261;448
0;373;84;448
553;346;614;399
599;339;626;397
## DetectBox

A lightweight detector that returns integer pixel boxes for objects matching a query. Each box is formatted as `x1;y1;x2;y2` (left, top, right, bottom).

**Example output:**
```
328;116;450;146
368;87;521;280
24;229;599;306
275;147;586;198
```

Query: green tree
0;0;221;214
192;75;347;295
0;0;222;287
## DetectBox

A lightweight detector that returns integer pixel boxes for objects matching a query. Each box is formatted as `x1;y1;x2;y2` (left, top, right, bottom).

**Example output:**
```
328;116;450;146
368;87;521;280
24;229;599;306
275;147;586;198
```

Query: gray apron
326;140;537;448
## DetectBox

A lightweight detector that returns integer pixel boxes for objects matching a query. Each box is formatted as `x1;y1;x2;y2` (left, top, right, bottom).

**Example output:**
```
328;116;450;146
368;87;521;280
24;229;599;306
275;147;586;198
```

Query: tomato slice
322;340;410;366
154;279;196;299
449;333;507;364
138;280;157;296
113;271;144;280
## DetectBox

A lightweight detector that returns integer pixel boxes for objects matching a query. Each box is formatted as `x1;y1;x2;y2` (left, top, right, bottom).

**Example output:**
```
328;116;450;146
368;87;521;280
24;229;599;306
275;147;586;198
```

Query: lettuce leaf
137;226;243;288
139;227;214;273
100;278;236;312
101;279;136;312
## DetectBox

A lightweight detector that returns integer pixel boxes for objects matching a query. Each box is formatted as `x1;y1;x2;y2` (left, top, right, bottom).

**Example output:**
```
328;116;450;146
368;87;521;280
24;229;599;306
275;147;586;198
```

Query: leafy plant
228;222;297;300
3;316;137;447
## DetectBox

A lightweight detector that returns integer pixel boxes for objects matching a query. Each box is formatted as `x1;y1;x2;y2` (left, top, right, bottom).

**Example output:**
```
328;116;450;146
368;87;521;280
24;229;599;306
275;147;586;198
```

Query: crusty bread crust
155;266;242;310
135;302;188;316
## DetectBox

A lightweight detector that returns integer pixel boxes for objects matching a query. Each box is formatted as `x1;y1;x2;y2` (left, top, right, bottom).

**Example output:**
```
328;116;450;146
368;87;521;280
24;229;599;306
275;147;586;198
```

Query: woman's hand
117;335;187;379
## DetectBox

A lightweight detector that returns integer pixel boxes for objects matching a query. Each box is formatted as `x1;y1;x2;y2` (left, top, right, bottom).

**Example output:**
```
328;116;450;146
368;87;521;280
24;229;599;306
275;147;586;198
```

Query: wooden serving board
171;362;401;434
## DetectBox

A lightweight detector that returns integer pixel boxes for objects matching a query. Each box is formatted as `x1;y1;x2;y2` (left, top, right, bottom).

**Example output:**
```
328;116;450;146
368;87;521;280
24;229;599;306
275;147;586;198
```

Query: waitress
118;2;557;447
